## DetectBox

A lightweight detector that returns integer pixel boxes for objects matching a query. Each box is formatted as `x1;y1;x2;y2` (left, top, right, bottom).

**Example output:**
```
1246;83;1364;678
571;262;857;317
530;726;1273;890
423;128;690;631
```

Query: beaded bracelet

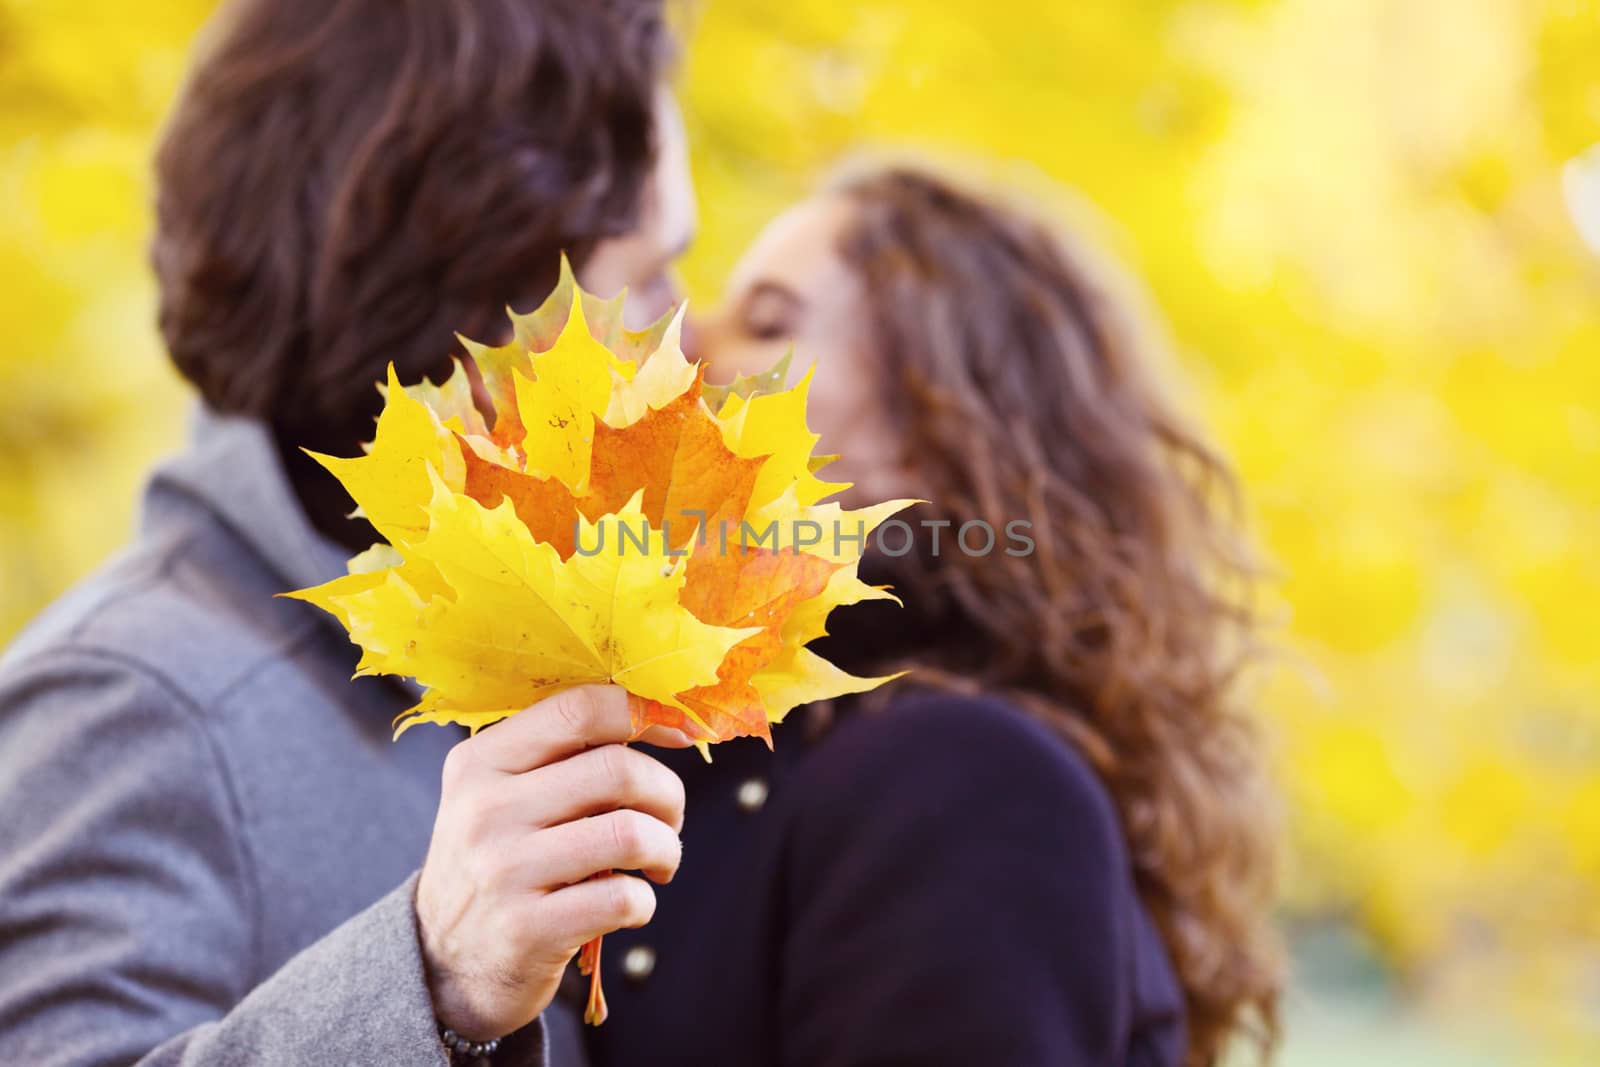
439;1023;501;1061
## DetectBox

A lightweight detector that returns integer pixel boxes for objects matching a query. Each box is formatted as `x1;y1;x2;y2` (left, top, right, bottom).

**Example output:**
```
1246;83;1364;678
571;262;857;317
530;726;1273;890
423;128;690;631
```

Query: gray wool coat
0;409;586;1066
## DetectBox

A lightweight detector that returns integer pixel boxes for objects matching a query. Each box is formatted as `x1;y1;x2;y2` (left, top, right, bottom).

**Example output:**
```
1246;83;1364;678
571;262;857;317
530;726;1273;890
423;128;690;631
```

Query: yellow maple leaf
305;364;465;545
752;646;903;724
602;308;698;428
404;358;489;439
514;298;620;490
294;471;756;737
715;364;851;510
508;254;673;364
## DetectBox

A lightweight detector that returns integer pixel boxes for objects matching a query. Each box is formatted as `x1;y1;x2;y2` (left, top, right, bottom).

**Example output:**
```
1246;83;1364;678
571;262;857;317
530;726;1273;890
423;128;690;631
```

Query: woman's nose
621;275;681;331
679;314;705;363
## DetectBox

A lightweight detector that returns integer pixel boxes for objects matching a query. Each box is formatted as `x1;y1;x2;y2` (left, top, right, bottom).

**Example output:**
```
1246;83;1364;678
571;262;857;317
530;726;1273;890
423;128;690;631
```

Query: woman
579;166;1283;1067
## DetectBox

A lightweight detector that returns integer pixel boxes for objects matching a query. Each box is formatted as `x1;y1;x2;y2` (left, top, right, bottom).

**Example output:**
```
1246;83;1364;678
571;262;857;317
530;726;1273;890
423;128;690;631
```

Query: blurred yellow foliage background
2;1;1597;1062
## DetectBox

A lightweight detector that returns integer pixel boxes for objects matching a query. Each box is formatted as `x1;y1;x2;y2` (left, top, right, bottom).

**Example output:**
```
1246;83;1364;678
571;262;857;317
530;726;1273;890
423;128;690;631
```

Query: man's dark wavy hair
152;0;671;538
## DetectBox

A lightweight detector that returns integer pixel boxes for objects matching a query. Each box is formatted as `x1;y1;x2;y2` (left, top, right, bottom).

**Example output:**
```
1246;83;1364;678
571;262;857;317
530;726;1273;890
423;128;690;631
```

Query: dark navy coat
576;682;1186;1066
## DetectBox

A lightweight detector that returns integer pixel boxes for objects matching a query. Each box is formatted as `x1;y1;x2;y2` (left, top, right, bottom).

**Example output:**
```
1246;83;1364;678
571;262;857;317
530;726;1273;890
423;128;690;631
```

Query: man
0;1;696;1063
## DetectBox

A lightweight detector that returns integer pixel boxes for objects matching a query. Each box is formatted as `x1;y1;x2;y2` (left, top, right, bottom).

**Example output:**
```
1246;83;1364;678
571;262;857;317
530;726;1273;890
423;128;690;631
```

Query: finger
533;873;658;952
631;723;700;749
525;809;683;887
468;686;692;775
627;694;707;749
511;745;687;833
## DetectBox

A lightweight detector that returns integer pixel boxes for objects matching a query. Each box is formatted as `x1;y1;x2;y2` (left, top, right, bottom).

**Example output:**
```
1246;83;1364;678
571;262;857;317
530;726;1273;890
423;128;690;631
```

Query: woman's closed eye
738;282;803;341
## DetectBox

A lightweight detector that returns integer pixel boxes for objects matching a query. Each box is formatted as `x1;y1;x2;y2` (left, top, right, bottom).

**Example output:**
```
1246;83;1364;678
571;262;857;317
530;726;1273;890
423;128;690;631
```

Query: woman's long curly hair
831;166;1284;1065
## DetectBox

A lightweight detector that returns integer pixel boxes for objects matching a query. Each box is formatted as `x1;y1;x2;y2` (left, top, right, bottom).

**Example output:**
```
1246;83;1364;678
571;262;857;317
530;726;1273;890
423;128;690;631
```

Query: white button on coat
736;777;769;812
621;944;656;982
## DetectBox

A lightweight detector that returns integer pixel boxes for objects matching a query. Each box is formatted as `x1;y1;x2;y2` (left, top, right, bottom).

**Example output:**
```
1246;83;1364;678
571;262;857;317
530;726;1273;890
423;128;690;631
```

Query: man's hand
415;685;690;1039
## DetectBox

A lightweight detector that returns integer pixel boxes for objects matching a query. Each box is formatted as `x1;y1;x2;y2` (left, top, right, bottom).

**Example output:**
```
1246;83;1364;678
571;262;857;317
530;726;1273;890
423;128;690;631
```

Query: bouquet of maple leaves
287;260;913;1023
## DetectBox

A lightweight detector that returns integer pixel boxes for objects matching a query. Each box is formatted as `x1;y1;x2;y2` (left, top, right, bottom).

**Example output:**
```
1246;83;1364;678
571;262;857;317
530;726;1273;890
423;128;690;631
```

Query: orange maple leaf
457;438;583;558
666;545;845;743
582;367;765;552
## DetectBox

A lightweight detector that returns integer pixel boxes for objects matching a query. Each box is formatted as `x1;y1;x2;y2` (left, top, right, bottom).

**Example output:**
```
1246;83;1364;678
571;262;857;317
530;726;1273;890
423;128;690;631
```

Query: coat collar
143;406;438;709
142;405;351;607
